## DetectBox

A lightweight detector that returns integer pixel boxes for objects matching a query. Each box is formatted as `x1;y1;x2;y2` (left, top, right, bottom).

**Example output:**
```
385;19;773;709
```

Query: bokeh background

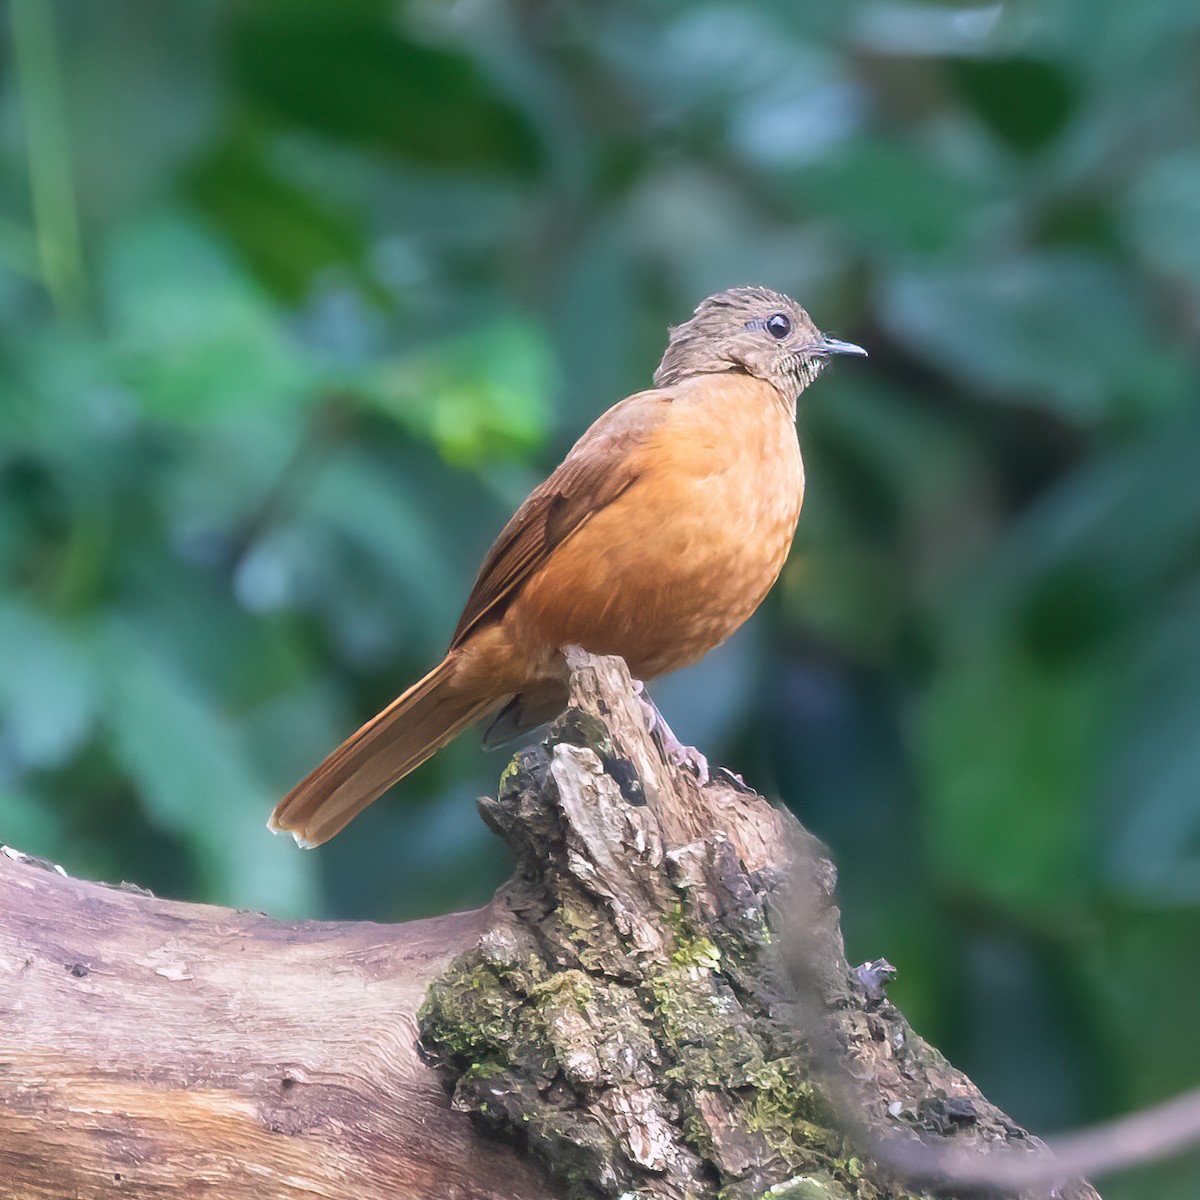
2;1;1199;1193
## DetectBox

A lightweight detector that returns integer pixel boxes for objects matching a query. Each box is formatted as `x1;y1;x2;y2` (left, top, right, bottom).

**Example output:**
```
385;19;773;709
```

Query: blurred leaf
1093;906;1200;1102
302;450;460;651
187;134;372;302
947;56;1076;154
1099;590;1200;905
360;317;554;466
100;622;316;914
101;213;319;421
920;415;1200;914
788;139;989;259
1032;0;1200;82
0;602;97;769
881;253;1191;421
0;787;62;854
802;375;982;540
996;414;1200;629
0;213;40;281
781;540;902;661
921;636;1101;914
1127;148;1200;295
227;0;539;172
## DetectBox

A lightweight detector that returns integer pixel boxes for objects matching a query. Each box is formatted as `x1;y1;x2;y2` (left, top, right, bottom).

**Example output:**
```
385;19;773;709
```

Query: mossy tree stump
419;649;1099;1200
0;649;1098;1200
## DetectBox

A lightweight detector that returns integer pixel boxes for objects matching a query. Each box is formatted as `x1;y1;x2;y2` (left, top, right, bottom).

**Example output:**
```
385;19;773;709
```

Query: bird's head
653;286;866;401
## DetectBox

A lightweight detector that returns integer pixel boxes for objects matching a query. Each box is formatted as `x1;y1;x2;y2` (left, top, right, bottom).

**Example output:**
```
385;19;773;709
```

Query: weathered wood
0;649;1100;1199
0;855;551;1199
419;649;1102;1200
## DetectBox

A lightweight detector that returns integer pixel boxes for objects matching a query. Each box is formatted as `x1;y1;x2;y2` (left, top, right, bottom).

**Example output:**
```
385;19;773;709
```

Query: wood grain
0;850;552;1199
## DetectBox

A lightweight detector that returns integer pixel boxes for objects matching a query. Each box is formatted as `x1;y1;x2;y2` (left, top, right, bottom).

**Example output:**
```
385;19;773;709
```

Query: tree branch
0;851;551;1198
0;649;1104;1199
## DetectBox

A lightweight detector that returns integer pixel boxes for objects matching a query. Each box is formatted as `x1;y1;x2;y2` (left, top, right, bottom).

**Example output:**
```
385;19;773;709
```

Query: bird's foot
855;957;897;1002
712;765;755;795
634;683;710;785
666;740;711;786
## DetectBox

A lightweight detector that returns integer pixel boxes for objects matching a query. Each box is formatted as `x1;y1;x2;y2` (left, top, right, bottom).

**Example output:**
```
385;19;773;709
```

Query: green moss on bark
419;739;899;1199
418;657;1090;1200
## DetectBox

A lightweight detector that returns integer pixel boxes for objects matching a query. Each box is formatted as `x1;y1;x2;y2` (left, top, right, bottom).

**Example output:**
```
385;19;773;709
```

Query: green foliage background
2;1;1199;1192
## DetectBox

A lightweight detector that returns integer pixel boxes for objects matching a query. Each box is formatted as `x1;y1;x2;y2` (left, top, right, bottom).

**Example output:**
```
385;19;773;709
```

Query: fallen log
0;649;1098;1199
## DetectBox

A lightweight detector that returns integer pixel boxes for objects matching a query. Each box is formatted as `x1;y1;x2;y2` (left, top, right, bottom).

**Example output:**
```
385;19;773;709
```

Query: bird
269;286;866;848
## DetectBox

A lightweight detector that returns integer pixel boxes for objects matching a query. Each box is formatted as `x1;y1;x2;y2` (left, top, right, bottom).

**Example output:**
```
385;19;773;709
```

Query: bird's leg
632;681;755;794
632;681;710;785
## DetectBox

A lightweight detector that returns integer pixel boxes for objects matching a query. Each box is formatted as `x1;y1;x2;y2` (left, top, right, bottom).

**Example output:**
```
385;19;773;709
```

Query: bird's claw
855;958;897;1002
668;742;710;786
635;683;710;785
713;765;754;794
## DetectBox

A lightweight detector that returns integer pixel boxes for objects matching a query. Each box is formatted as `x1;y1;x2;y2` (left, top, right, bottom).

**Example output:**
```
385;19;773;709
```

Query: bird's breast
509;375;804;681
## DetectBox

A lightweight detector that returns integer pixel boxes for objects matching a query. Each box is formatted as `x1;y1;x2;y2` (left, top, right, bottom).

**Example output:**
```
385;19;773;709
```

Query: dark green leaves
226;0;540;172
947;56;1076;154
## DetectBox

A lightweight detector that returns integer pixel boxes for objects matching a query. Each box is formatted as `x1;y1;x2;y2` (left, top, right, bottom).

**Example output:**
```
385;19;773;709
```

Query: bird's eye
765;312;791;339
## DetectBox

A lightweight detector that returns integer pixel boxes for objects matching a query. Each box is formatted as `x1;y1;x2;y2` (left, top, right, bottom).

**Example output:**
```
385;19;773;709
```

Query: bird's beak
816;335;868;358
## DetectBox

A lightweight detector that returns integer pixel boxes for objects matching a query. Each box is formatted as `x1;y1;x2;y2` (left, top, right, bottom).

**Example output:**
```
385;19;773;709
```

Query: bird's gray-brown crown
653;286;865;401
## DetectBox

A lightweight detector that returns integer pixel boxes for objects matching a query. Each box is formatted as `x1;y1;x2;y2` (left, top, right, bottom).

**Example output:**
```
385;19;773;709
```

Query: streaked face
654;286;866;399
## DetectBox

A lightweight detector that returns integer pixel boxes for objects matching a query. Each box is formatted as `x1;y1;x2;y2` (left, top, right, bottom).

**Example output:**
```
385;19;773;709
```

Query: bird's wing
449;388;671;649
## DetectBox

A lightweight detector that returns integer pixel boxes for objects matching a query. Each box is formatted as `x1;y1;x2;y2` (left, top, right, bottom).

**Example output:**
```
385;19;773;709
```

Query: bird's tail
268;655;496;848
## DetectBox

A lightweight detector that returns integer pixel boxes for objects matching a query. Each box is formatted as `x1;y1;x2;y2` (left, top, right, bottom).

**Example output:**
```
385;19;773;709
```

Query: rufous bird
269;287;866;847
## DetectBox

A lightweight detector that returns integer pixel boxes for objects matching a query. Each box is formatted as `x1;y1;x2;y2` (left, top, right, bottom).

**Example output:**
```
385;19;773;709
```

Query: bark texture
0;648;1099;1200
0;851;551;1199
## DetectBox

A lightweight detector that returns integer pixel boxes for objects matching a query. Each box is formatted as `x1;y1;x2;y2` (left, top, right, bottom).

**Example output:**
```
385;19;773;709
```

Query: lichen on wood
419;649;1101;1200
